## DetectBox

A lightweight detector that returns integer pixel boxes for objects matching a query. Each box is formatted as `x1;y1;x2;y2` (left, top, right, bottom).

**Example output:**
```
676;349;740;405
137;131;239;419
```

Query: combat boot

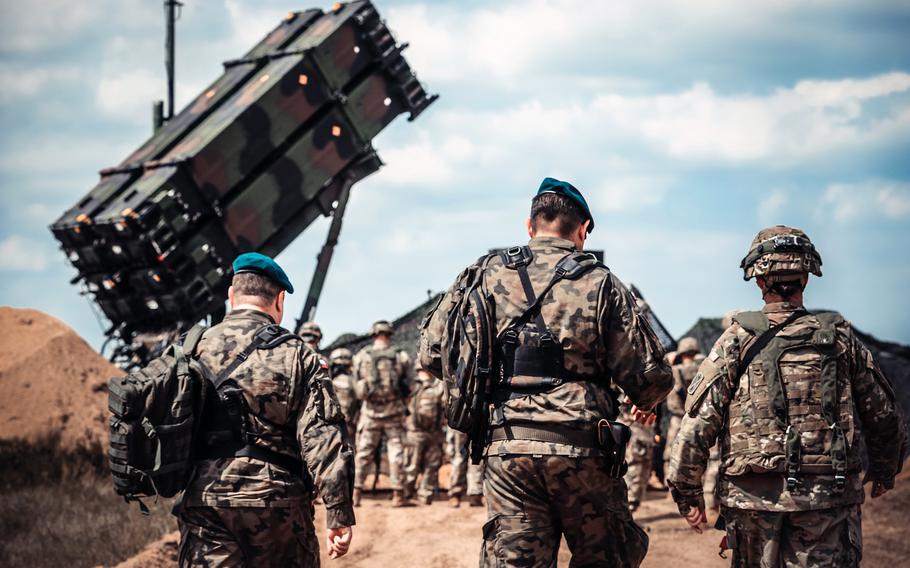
468;494;484;507
392;490;416;507
448;496;461;508
352;488;362;507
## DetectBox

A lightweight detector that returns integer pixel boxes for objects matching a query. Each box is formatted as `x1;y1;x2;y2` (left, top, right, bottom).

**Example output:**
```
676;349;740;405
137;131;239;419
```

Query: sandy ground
0;307;115;453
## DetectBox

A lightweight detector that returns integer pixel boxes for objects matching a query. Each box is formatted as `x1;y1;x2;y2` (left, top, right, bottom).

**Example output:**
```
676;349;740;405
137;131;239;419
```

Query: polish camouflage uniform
176;309;355;567
352;340;413;491
668;226;906;568
329;348;360;441
620;402;655;512
403;369;446;503
447;428;485;503
422;234;673;567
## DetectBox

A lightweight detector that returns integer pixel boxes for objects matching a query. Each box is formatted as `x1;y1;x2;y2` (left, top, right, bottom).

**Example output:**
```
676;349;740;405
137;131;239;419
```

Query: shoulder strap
735;311;769;334
182;324;208;356
499;251;600;338
738;309;807;374
211;324;295;391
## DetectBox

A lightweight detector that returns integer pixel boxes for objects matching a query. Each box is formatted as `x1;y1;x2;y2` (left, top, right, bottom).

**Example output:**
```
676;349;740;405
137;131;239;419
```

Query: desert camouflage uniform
663;359;699;470
668;302;906;568
403;374;446;502
352;345;412;490
176;309;355;567
620;406;655;511
422;236;673;567
447;428;484;499
331;367;360;441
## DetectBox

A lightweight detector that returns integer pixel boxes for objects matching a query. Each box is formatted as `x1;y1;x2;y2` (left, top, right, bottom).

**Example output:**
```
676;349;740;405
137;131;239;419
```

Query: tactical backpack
410;381;445;431
108;323;305;511
364;349;409;404
108;326;208;510
437;246;603;463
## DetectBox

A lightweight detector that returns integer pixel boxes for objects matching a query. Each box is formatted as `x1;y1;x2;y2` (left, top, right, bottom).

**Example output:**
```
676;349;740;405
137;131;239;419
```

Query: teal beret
536;177;594;234
232;252;294;293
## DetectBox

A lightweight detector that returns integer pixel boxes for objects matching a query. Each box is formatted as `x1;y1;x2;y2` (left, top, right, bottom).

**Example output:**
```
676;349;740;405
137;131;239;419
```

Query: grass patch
0;439;175;568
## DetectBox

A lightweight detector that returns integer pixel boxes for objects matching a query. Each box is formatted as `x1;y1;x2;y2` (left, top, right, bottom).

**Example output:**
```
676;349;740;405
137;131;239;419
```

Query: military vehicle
49;1;436;362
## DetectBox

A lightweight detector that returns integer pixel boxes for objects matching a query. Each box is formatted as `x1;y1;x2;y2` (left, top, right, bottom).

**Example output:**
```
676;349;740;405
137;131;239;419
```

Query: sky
1;0;909;351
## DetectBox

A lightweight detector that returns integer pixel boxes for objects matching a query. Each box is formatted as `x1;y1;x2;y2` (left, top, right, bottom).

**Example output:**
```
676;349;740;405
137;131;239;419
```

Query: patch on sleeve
319;357;329;370
709;350;720;362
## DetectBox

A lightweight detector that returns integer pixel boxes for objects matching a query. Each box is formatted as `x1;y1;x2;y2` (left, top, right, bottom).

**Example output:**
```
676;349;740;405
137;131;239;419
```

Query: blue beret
536;177;594;234
232;252;294;293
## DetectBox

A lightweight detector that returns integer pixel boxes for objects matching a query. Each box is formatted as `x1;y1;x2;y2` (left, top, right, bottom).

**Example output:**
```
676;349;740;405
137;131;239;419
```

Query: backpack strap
182;324;208;356
814;311;847;492
211;324;294;391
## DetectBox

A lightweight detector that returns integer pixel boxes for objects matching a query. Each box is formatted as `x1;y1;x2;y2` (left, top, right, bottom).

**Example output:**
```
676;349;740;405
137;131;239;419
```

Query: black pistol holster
597;419;631;479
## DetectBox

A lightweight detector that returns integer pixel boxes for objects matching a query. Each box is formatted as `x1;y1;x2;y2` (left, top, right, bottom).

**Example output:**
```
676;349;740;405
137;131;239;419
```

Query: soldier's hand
684;505;708;534
630;405;656;426
327;526;353;559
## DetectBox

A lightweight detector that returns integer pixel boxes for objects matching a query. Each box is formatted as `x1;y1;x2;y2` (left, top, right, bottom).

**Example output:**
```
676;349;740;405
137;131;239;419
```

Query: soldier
663;336;701;475
446;427;485;508
668;226;906;567
330;348;360;441
352;320;414;507
403;362;446;504
299;321;323;353
621;394;656;512
175;252;354;566
420;178;673;566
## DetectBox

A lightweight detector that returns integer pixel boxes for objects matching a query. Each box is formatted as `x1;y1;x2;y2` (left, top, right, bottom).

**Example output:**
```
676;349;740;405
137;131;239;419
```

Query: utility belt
489;419;631;479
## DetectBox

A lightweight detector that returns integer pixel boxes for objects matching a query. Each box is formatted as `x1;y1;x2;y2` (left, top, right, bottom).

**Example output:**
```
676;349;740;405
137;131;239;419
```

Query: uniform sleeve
598;272;673;411
296;350;356;528
666;332;735;512
850;336;907;488
352;350;368;401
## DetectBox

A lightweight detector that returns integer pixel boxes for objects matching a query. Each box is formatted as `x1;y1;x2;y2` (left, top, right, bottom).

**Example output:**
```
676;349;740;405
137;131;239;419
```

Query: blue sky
1;0;909;350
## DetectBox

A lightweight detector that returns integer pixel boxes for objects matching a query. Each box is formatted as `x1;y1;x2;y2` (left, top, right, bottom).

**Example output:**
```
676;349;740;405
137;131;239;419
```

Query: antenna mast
154;0;183;130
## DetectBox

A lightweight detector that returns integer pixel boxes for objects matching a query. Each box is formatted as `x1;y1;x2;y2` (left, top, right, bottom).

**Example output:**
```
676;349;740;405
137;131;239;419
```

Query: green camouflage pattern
721;504;862;567
668;301;905;513
177;502;319;567
179;309;355;529
481;455;649;567
420;236;671;457
447;428;484;498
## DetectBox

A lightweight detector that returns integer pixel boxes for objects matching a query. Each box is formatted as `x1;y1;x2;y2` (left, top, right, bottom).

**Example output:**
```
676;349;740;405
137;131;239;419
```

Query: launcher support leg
296;177;354;333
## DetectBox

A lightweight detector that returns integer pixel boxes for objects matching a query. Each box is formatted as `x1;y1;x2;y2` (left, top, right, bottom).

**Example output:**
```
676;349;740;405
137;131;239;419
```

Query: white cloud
0;235;50;271
758;190;789;224
593;177;671;213
823;180;910;222
0;1;101;52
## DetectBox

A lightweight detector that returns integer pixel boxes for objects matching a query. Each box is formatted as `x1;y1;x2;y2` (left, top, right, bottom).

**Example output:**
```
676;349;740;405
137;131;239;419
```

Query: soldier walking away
300;321;323;353
447;427;485;508
403;362;447;504
663;337;701;476
620;394;656;513
175;252;355;567
330;348;360;441
352;320;415;507
421;177;673;567
668;225;907;568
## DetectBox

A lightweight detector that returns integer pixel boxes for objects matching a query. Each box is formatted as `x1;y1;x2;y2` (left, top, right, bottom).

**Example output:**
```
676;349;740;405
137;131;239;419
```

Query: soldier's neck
762;291;805;308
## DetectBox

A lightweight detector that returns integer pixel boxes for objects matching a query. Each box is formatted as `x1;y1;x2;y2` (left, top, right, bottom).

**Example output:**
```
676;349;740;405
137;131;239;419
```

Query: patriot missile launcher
49;1;436;357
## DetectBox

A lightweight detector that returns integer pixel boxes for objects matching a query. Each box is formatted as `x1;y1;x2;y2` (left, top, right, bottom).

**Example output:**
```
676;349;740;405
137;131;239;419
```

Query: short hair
530;192;586;237
232;272;281;303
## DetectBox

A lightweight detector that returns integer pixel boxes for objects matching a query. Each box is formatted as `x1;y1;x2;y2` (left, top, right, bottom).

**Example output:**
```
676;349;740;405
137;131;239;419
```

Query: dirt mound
0;307;117;456
110;532;179;568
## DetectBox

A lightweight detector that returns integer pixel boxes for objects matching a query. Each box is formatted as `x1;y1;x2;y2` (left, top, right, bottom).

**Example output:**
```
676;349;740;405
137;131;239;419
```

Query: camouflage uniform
447;427;485;503
352;344;413;492
668;226;906;568
620;406;655;511
662;338;701;472
176;309;355;567
422;235;673;567
403;373;446;503
330;348;360;441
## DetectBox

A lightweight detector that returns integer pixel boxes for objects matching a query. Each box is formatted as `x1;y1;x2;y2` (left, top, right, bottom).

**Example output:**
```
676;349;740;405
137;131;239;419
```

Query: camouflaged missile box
50;1;436;338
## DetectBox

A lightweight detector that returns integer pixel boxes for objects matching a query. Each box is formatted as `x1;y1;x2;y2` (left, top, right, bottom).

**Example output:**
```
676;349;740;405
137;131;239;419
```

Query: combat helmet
299;321;322;342
676;337;700;356
330;347;353;366
740;225;822;281
370;320;394;336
